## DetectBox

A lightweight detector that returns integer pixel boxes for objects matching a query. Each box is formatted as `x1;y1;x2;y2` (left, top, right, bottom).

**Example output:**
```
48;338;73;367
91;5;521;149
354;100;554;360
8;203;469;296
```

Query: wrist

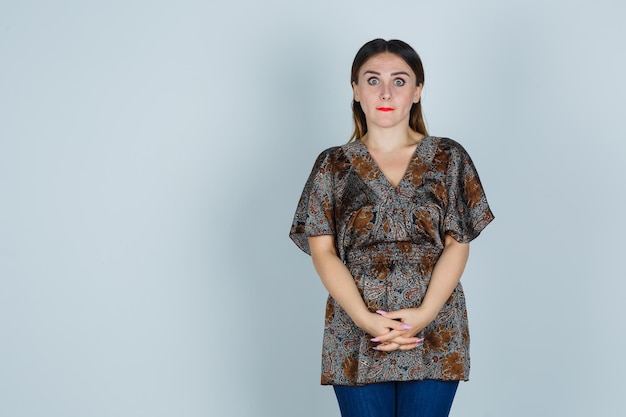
351;308;374;329
417;303;440;322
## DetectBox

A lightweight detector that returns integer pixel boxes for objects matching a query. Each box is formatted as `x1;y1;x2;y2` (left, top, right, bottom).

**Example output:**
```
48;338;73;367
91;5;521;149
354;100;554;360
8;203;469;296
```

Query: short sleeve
289;149;337;255
443;142;494;243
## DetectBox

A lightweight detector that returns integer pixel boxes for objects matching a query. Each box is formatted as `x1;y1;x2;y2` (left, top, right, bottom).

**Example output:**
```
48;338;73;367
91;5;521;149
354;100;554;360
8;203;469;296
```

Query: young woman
290;38;494;417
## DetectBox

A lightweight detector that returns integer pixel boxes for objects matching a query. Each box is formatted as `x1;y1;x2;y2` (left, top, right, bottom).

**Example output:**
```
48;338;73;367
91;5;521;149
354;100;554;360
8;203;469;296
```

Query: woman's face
352;52;422;131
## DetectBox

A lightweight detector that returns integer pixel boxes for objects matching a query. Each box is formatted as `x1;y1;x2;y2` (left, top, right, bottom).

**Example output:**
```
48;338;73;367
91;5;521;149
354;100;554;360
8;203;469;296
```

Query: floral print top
290;136;494;386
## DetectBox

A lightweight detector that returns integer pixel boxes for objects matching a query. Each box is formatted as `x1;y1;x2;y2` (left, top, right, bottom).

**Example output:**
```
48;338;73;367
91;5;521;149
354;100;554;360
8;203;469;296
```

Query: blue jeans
333;380;459;417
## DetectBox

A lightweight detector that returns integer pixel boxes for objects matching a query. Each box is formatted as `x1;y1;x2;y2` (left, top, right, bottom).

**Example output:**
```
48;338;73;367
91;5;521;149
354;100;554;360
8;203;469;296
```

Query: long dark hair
349;39;428;142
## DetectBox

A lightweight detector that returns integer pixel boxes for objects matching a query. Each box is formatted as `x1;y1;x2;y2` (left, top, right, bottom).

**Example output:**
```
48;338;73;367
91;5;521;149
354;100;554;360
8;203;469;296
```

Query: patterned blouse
290;136;494;386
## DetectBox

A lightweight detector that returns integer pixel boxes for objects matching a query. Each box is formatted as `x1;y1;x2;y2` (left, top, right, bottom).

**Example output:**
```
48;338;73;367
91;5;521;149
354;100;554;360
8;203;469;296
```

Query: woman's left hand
371;237;469;352
370;308;436;352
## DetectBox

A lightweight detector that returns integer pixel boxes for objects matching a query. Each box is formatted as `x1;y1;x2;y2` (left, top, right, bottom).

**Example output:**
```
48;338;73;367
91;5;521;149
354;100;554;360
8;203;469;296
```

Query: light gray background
1;1;625;416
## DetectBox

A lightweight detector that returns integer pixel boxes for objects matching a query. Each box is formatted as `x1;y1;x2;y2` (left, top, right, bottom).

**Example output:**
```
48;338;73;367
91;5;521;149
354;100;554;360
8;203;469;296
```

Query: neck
362;125;424;152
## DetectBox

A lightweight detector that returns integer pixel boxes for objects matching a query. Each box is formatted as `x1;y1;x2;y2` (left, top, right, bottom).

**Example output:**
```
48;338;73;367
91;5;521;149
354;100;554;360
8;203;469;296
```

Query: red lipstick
376;107;394;112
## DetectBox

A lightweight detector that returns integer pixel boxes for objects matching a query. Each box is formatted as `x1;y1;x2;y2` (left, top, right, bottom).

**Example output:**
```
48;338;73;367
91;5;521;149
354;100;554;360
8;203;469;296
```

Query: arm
374;234;470;351
419;234;470;319
308;235;419;342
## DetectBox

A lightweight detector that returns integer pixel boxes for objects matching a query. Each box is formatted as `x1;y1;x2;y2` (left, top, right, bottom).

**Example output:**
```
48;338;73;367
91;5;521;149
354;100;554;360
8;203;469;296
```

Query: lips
376;107;394;112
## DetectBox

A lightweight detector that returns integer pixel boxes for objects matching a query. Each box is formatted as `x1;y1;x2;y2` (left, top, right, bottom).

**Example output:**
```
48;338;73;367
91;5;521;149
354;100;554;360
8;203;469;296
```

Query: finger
373;342;400;352
387;336;424;346
377;316;413;332
390;320;413;332
377;309;405;320
378;320;413;332
397;341;424;351
376;309;411;326
371;329;405;343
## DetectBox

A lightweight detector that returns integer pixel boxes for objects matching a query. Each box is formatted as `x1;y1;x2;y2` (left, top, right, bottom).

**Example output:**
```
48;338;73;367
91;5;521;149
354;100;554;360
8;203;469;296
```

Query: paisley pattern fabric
290;136;494;386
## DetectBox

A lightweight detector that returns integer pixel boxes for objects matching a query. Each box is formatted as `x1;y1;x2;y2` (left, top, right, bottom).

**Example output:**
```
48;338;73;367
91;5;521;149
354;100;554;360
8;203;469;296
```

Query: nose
380;83;391;101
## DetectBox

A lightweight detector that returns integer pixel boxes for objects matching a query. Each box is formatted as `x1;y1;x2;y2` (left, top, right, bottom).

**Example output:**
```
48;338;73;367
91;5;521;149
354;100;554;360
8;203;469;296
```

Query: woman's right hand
354;311;423;351
308;237;423;352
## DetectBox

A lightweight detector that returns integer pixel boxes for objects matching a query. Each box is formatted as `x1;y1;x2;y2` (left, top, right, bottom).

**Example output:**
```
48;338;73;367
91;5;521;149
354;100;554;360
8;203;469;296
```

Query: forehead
359;52;414;77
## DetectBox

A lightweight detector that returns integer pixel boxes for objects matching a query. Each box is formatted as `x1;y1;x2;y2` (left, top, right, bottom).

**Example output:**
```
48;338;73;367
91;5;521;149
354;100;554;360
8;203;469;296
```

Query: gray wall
1;1;624;416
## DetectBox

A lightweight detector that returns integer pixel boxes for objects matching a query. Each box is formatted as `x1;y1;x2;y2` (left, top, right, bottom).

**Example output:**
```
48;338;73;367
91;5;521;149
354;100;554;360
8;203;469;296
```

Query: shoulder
432;137;470;156
428;136;476;166
311;144;352;171
315;145;343;160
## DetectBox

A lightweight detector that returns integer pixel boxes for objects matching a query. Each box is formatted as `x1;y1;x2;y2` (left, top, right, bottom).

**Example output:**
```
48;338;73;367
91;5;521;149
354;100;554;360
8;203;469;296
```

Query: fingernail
373;346;380;350
416;338;424;342
370;337;380;342
376;310;388;315
401;324;412;330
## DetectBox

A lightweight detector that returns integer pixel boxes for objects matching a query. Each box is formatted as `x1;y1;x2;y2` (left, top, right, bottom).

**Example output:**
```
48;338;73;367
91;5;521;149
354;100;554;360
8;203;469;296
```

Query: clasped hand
360;308;434;352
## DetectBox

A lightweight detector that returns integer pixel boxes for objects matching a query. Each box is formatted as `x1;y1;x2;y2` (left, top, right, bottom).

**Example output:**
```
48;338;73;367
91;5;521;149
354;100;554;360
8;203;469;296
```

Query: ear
413;84;423;103
352;81;359;102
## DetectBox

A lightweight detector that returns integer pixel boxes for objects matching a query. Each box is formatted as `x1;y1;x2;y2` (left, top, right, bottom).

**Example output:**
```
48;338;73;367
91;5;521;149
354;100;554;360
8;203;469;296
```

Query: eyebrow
363;70;411;77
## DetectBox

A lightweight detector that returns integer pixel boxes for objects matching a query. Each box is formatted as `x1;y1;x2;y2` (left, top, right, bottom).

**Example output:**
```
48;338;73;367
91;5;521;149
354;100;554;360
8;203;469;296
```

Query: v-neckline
359;136;429;190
